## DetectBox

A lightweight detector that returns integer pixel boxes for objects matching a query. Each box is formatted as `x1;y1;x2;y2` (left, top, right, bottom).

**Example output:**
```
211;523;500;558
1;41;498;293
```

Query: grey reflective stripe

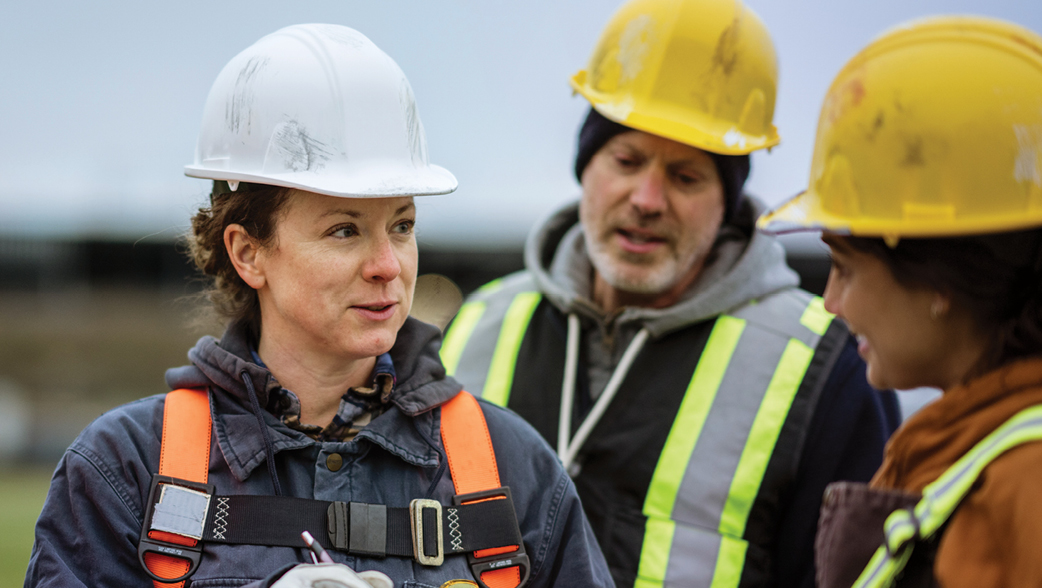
639;290;832;588
442;273;541;403
853;403;1042;588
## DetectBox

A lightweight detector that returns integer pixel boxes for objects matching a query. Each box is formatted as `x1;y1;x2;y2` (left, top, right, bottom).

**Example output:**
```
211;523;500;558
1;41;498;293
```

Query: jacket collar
165;317;462;481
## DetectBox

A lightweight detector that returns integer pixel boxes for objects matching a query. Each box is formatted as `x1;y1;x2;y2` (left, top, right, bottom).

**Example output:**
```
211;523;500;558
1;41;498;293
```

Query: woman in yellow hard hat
759;16;1042;588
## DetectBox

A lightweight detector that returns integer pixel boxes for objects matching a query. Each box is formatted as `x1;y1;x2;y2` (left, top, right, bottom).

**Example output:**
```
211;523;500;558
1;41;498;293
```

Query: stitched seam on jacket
67;445;143;523
534;469;571;581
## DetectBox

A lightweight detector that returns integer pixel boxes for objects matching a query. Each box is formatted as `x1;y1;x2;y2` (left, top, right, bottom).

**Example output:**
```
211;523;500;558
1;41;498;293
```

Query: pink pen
301;530;334;564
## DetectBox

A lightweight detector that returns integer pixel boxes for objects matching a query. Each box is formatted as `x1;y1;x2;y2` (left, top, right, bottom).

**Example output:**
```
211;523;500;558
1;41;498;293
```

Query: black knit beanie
574;107;751;221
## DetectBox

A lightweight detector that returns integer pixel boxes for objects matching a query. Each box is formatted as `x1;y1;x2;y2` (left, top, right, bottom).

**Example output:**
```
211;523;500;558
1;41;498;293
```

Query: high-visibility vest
442;273;843;588
140;388;527;588
852;403;1042;588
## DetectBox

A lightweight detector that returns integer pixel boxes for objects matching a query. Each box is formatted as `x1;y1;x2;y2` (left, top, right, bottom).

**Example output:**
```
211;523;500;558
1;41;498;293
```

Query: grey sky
1;0;1040;246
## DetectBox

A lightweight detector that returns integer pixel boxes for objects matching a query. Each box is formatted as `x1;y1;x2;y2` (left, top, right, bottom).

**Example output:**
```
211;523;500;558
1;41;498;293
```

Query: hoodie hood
525;196;799;339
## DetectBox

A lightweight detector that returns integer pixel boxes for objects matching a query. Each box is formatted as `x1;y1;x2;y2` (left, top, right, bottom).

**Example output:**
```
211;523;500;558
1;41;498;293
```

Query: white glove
271;563;394;588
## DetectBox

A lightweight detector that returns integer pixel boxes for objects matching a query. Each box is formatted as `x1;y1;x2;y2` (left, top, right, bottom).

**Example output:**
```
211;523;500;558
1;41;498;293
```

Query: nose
363;236;402;283
822;268;842;317
629;166;668;216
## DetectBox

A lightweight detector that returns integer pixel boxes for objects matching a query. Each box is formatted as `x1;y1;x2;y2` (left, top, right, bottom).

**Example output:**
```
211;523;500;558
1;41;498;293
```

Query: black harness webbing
145;478;522;560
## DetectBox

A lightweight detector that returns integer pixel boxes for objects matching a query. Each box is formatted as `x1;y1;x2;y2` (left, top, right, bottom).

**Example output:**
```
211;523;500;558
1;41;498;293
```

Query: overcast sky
2;0;1040;247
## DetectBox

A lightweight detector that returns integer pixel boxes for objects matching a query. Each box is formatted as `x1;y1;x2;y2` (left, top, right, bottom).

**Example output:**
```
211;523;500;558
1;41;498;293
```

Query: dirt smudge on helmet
227;56;270;134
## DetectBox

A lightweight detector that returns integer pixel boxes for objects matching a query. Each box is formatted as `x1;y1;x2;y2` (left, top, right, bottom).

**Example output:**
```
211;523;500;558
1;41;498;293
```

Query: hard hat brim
184;163;458;198
758;189;1042;238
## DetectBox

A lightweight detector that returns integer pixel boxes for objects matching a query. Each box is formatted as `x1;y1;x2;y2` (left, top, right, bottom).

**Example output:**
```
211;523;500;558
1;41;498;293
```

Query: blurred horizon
3;0;1041;246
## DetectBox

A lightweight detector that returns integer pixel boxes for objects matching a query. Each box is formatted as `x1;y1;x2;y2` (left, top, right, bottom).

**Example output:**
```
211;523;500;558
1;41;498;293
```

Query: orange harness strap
145;388;521;588
145;388;212;588
440;391;522;588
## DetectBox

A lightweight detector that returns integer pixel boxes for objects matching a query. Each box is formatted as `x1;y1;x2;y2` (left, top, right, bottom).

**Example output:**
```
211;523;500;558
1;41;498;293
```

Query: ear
224;224;266;290
930;291;952;320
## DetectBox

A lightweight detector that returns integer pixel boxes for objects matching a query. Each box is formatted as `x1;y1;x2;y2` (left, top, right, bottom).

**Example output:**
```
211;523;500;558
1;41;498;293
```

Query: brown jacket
818;357;1042;587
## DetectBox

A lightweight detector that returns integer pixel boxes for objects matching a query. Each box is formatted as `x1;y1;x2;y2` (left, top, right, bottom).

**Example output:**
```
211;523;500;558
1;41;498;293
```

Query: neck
257;333;375;428
591;258;707;315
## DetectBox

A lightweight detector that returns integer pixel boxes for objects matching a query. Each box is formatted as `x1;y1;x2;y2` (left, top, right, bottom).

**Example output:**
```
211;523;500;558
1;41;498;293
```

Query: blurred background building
2;0;1040;581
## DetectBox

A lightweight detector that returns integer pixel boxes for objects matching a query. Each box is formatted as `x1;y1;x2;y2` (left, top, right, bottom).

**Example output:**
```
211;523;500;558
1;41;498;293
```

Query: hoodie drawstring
241;370;283;496
557;313;649;474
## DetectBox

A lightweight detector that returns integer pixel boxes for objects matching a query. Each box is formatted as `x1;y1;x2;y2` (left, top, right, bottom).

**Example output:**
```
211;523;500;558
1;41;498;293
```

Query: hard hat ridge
185;23;457;198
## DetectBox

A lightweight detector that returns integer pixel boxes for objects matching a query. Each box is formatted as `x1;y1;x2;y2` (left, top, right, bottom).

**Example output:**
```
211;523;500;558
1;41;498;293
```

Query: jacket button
326;453;343;472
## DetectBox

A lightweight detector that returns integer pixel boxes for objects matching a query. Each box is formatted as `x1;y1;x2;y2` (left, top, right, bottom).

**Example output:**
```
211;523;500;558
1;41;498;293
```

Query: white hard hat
185;24;457;198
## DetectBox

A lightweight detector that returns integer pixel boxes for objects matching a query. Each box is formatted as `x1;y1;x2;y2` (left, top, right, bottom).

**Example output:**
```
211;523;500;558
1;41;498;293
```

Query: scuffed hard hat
570;0;781;155
185;24;457;198
759;17;1042;239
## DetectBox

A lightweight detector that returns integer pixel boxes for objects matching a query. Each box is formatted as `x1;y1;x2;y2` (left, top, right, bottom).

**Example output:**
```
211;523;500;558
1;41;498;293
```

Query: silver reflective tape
673;324;788;528
150;484;211;540
664;521;723;586
453;273;540;398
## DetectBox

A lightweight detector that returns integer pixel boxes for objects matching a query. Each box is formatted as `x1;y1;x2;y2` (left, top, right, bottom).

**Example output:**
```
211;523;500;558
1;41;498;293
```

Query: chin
343;326;400;359
595;258;681;295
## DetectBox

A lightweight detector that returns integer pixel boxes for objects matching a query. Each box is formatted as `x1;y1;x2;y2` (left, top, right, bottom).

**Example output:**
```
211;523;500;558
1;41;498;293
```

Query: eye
613;152;641;170
392;219;415;235
675;171;701;187
827;254;849;279
330;224;358;238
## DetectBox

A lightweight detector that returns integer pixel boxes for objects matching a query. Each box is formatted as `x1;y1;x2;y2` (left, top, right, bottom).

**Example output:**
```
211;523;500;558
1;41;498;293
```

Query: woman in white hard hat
760;16;1042;588
25;24;613;588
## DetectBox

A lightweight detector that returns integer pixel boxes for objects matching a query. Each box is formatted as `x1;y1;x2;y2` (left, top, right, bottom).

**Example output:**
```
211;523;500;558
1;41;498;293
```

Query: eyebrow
821;233;851;254
319;202;415;219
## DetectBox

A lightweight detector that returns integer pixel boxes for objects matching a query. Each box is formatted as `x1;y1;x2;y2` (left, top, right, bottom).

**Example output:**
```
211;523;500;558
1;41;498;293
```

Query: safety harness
138;388;530;588
852;403;1042;588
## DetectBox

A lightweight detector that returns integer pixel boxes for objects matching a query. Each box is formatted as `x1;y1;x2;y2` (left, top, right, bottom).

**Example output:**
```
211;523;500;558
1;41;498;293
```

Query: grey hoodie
526;196;800;397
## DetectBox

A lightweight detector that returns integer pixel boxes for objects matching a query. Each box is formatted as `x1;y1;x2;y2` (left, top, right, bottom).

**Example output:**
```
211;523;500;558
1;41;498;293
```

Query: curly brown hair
188;181;293;336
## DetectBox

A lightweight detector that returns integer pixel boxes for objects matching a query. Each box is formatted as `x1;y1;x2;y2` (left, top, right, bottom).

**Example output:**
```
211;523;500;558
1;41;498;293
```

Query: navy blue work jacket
25;318;613;587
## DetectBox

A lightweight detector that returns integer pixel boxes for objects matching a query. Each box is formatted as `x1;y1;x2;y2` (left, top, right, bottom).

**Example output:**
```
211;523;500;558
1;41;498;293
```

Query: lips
853;333;869;356
351;301;398;321
615;227;667;254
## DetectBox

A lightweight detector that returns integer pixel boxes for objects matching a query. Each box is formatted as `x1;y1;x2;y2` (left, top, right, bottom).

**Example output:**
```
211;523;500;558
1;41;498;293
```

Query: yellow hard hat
759;16;1042;239
570;0;780;155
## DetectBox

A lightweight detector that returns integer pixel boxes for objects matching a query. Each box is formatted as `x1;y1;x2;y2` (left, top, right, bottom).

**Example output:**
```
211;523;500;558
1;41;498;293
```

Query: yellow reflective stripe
482;292;542;406
439;301;486;376
634;517;675;588
853;407;1042;588
477;277;504;294
636;316;746;584
719;338;814;538
799;296;833;336
709;536;749;588
853;543;911;588
919;404;1042;531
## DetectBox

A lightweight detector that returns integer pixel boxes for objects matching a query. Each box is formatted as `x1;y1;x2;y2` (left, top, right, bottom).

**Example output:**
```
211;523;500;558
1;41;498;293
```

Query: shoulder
51;393;168;523
973;440;1042;527
476;396;557;461
941;441;1042;582
728;287;837;347
473;396;565;503
462;271;541;305
69;393;166;467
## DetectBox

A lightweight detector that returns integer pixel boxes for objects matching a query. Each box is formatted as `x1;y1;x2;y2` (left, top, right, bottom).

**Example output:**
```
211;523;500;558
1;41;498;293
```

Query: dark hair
188;181;293;336
843;229;1042;374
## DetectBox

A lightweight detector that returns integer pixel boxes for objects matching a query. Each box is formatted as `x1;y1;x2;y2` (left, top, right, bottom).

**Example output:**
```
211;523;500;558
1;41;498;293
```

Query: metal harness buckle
137;475;216;583
410;498;445;566
453;487;531;588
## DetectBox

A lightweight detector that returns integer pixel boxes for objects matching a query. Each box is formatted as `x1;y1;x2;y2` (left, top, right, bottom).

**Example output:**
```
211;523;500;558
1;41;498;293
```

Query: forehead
281;190;415;220
604;130;716;165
